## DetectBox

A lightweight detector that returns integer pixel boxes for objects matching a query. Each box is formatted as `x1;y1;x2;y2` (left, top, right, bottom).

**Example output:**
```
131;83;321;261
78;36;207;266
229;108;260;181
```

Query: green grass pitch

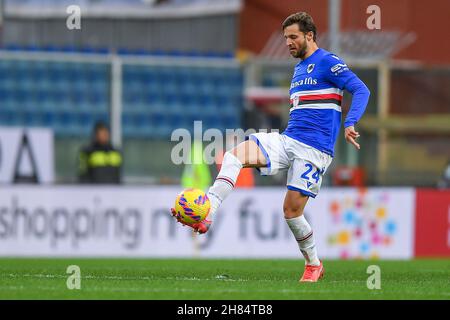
0;258;448;299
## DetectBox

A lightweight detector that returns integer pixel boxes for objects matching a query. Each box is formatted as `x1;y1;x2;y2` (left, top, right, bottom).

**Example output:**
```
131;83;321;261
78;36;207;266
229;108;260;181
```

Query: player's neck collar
301;47;321;63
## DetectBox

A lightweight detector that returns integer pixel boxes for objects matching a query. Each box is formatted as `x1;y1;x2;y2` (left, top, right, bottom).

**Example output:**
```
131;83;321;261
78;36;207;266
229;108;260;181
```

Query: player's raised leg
207;139;267;220
284;190;324;282
171;139;267;233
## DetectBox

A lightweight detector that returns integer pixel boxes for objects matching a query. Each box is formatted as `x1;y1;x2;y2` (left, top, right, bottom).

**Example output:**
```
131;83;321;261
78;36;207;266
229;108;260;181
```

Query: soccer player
171;12;370;282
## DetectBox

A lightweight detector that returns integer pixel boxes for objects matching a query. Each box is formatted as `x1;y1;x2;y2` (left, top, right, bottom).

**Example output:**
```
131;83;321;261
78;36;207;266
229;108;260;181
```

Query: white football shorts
248;132;333;198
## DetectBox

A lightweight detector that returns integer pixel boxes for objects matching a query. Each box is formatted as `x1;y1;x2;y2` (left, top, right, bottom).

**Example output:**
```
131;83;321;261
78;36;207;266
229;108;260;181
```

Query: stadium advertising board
0;127;54;184
415;189;450;257
0;186;415;259
308;188;416;259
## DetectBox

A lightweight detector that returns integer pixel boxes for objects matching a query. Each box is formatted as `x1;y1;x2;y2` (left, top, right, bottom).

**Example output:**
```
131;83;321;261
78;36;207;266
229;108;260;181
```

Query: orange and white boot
299;260;324;282
170;208;211;234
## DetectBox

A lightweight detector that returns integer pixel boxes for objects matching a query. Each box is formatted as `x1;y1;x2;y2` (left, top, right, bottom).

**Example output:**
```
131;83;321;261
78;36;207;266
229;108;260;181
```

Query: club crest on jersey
307;64;315;73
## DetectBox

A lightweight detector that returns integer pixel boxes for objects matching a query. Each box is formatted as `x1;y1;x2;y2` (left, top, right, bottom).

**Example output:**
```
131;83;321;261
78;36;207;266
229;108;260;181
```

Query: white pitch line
2;273;275;282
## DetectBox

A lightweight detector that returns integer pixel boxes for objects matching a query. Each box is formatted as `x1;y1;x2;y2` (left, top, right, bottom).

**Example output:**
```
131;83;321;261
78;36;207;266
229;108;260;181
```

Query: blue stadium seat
0;57;244;138
42;111;55;127
61;45;77;53
134;48;151;56
4;44;22;51
149;49;165;57
0;87;10;101
96;47;109;54
3;100;17;118
81;46;97;54
0;110;12;125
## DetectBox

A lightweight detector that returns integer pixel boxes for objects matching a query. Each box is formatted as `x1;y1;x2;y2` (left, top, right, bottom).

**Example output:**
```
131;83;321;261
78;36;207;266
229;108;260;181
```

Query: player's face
95;128;110;145
283;24;310;59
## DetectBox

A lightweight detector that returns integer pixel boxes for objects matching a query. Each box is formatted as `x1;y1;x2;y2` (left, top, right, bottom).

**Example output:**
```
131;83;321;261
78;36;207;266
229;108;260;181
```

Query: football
174;188;211;224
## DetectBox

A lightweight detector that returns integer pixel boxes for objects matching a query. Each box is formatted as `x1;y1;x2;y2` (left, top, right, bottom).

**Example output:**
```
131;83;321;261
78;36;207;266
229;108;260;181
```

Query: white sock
206;152;242;221
286;215;320;266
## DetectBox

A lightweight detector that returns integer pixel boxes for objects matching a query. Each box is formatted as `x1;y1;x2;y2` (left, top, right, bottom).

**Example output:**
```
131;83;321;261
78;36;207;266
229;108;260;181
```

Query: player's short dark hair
282;12;317;42
94;120;109;133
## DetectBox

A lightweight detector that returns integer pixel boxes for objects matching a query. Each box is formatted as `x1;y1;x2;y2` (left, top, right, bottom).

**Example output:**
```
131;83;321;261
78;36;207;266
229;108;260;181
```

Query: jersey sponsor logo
307;64;315;73
290;77;318;89
331;63;347;72
331;63;349;75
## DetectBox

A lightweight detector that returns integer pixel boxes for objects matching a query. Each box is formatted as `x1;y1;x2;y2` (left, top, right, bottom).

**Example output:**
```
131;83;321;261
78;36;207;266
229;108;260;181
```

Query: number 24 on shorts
300;163;323;183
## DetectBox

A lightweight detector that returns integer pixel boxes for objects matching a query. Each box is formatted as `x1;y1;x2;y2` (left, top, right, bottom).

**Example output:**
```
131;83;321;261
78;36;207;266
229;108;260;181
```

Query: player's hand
344;126;361;150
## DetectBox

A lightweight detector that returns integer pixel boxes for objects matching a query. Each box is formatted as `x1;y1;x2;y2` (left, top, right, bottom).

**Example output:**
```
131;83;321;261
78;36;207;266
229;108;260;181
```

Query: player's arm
323;55;371;149
78;149;89;183
342;75;370;149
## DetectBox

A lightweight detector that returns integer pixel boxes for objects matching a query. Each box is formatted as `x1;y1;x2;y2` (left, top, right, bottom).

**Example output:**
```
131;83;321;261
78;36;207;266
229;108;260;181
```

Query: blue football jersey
283;48;370;157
